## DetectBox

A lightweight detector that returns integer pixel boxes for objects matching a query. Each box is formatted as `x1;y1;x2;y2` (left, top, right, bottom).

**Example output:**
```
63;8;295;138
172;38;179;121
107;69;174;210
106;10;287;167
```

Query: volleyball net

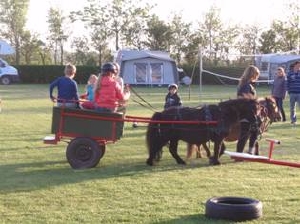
201;69;273;86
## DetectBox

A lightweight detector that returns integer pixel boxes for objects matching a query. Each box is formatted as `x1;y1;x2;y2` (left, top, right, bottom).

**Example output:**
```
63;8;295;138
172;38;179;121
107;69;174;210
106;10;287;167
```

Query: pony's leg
146;141;164;166
169;140;186;165
154;149;163;161
202;143;211;158
146;149;156;166
186;143;194;159
195;145;202;158
219;142;226;156
209;141;222;165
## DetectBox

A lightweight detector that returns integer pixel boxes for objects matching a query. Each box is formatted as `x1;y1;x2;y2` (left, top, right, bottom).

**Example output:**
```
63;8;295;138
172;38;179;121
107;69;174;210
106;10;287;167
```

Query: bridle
258;97;279;134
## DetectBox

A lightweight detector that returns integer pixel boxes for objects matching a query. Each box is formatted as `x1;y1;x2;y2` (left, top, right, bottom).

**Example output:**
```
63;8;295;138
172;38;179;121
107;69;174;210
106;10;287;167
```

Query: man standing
286;61;300;125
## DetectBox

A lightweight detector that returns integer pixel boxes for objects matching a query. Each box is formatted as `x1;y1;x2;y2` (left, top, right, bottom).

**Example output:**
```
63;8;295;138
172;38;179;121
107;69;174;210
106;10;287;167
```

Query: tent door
134;62;163;85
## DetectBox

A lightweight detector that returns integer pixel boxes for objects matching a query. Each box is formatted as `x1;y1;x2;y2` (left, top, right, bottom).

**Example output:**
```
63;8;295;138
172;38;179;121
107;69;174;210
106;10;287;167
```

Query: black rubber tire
66;137;105;169
205;196;263;222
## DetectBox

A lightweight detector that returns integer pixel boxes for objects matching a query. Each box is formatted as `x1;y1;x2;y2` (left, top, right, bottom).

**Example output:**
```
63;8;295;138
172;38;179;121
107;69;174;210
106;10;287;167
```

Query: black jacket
164;93;182;109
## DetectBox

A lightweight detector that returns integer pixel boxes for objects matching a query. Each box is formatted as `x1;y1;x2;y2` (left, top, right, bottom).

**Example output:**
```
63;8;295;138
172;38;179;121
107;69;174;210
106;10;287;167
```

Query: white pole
199;46;203;95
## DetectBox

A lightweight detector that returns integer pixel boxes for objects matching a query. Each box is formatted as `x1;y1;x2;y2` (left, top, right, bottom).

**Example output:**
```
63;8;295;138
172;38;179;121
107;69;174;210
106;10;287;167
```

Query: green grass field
0;84;300;223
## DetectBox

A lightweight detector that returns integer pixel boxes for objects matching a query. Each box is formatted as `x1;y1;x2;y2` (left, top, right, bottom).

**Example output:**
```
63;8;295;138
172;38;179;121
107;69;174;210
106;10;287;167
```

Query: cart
44;106;125;169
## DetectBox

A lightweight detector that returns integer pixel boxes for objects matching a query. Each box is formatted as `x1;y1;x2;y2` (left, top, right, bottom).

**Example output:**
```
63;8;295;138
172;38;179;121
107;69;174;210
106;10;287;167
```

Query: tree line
0;0;299;67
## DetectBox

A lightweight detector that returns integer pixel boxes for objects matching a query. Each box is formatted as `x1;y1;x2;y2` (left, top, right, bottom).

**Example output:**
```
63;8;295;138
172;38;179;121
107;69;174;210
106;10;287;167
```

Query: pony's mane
257;96;275;102
218;97;257;107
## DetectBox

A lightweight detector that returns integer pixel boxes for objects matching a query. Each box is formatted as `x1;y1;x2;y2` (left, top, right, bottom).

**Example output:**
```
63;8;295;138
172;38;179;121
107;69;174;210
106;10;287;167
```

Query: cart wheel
66;137;105;169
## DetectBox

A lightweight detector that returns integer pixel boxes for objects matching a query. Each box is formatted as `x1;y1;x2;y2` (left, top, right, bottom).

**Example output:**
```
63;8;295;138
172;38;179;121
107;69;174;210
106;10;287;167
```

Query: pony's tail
146;112;162;152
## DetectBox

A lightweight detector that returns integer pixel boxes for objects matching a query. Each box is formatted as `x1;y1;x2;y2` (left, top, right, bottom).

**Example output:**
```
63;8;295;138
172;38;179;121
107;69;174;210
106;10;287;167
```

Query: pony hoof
209;158;221;166
146;159;154;166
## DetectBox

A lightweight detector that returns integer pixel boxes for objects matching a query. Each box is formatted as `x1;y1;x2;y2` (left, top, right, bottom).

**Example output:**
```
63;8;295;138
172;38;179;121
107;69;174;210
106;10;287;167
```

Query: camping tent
115;50;179;86
255;54;300;80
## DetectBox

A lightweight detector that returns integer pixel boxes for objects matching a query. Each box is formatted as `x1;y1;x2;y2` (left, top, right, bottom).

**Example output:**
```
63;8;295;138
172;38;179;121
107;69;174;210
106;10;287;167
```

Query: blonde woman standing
236;65;260;155
271;67;286;122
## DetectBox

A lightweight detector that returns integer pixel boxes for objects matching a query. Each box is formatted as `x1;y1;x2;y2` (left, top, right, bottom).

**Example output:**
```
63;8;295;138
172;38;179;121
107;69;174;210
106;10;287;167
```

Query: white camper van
0;58;19;85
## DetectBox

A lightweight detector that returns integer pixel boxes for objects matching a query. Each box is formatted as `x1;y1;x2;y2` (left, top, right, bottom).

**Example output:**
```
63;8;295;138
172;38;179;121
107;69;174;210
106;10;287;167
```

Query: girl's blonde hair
88;74;98;85
94;74;102;95
64;63;76;77
113;62;120;76
238;65;260;88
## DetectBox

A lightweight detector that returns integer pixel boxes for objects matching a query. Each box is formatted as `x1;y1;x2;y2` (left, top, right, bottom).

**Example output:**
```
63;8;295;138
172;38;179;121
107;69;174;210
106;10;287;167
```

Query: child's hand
124;84;130;92
51;97;57;103
80;93;87;99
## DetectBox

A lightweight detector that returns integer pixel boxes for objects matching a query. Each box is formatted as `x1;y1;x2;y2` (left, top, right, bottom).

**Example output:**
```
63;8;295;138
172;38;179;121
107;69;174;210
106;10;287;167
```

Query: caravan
255;54;300;80
0;58;19;85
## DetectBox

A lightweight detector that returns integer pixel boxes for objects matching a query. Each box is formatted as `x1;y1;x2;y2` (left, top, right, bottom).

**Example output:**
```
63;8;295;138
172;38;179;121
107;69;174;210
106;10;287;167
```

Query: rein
259;104;271;134
129;86;158;112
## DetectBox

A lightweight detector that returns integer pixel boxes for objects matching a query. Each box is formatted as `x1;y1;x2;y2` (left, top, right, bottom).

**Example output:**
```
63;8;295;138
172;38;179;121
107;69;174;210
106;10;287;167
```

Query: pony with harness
187;96;282;158
146;98;261;166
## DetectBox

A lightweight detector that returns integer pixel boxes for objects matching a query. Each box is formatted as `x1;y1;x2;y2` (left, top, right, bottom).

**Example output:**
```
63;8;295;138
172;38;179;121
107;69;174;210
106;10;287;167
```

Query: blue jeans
289;93;300;123
274;97;286;121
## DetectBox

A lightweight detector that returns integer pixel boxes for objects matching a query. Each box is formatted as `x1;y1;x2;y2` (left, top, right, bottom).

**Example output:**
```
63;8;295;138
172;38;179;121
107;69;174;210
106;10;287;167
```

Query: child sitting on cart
94;62;130;113
80;74;98;110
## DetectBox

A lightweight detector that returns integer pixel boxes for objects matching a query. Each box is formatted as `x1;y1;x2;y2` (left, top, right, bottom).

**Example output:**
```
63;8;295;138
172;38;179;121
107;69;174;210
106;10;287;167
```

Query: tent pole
199;46;203;95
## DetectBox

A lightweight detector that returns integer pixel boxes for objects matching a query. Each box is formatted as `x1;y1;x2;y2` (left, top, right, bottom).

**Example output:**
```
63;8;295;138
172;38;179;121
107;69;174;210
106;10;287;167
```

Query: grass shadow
0;155;217;194
150;213;231;224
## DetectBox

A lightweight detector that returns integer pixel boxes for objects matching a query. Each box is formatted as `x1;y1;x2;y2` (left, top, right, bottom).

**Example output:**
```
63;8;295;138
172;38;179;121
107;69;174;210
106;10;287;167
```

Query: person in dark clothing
49;63;80;108
236;65;260;154
286;61;300;125
271;66;286;122
164;84;182;109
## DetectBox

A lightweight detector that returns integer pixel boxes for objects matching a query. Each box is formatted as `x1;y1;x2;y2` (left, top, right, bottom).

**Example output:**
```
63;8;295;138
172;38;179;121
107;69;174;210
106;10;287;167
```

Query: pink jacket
94;76;127;110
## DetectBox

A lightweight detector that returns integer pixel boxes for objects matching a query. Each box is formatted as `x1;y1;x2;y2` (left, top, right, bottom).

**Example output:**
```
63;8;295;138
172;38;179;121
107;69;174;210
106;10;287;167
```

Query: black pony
146;98;260;166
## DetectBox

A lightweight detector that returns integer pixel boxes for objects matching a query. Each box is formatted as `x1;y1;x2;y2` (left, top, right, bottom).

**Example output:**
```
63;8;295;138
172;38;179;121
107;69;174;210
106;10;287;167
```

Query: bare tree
47;7;69;65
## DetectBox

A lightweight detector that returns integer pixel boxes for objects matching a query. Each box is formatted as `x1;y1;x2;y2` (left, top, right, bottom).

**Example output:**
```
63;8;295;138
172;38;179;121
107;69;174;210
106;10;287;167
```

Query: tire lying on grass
205;196;263;222
66;137;105;169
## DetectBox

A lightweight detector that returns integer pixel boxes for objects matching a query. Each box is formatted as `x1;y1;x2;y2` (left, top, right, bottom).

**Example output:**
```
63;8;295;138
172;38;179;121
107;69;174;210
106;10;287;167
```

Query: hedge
15;65;246;85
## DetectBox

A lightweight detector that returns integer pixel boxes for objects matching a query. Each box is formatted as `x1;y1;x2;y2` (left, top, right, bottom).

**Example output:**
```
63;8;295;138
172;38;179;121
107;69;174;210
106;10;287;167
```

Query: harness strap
130;86;158;111
204;105;212;121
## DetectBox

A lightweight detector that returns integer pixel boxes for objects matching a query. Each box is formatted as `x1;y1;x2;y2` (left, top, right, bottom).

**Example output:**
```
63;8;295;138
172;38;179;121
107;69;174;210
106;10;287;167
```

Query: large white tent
115;50;179;86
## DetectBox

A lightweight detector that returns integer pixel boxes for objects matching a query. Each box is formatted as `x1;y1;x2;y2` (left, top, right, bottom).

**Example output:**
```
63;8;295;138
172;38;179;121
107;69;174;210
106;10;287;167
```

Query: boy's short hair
64;63;76;76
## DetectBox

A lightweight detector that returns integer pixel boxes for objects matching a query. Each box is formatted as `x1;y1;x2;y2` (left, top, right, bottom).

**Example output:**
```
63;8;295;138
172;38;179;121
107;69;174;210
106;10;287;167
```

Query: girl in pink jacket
94;62;130;113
